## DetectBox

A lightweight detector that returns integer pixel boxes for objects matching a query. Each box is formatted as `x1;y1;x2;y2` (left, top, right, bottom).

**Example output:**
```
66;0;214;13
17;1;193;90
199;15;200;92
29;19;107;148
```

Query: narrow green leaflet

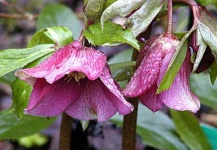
112;105;187;150
0;112;55;139
190;73;217;109
101;0;146;27
37;3;82;39
110;61;135;82
10;54;52;119
28;26;73;47
209;61;217;84
126;0;164;36
0;44;54;77
157;28;195;93
170;110;212;150
193;29;208;72
195;0;217;6
83;22;139;49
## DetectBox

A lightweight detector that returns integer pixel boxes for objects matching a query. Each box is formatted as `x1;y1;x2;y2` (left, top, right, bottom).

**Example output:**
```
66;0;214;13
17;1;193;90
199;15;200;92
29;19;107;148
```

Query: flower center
65;72;86;82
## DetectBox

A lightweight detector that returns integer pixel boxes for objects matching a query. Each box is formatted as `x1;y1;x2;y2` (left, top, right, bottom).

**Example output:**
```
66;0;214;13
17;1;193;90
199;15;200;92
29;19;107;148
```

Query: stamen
64;72;86;82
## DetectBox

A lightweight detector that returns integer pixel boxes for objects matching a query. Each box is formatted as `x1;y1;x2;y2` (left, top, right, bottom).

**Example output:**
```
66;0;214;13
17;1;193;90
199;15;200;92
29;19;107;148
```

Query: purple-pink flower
122;34;200;112
15;40;133;122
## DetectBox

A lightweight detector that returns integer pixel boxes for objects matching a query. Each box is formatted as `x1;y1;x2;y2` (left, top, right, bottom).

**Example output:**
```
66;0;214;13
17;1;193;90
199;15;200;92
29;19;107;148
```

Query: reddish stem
59;113;72;150
165;0;173;36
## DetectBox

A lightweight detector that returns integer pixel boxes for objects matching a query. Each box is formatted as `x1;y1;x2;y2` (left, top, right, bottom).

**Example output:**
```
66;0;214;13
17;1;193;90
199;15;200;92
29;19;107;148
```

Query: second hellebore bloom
16;40;133;122
122;34;200;112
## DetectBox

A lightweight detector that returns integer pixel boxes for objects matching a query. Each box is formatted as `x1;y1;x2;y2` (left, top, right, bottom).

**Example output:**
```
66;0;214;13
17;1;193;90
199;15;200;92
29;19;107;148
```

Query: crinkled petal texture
159;52;200;112
25;78;82;116
15;40;107;85
122;43;165;97
65;66;133;122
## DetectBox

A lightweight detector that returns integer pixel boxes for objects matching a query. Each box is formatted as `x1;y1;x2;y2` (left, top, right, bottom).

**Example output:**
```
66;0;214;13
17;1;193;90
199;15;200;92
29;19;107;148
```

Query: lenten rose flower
122;34;200;112
15;40;133;122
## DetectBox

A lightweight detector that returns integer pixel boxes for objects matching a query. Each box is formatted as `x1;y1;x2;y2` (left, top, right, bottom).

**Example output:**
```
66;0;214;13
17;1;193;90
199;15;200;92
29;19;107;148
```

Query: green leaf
101;0;146;27
83;22;139;49
10;79;32;119
195;0;217;6
10;54;52;118
126;0;164;36
157;28;195;93
0;71;16;84
198;10;217;57
170;110;212;150
28;26;73;47
190;73;217;109
37;3;82;39
108;49;133;64
110;61;135;82
0;112;56;139
112;105;187;150
0;44;54;77
209;61;217;84
193;30;208;72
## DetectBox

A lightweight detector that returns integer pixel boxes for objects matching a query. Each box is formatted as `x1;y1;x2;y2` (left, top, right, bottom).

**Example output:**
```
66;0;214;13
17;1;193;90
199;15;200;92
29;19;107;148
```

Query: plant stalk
59;113;72;150
165;0;173;36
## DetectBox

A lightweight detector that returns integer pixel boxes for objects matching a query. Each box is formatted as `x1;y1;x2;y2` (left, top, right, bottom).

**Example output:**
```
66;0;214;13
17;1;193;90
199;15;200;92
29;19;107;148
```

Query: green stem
59;113;72;150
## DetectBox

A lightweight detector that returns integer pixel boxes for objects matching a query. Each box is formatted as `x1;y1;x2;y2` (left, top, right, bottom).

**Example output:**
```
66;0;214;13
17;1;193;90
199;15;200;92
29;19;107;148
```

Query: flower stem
59;113;72;150
122;98;139;150
122;48;139;150
165;0;173;36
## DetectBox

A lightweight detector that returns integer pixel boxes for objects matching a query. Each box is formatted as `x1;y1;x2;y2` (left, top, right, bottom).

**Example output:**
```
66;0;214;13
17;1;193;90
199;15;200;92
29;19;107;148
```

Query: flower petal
25;78;82;116
139;85;164;112
16;40;107;84
160;53;200;112
65;79;118;122
99;65;133;114
122;46;164;97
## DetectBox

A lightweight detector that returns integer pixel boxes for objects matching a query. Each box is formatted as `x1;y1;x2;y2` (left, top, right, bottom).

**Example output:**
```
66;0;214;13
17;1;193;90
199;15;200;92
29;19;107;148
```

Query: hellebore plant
15;40;133;122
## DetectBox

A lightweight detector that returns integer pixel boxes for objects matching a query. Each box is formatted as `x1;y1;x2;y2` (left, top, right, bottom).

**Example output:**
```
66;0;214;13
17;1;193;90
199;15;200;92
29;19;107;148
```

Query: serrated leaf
101;0;146;27
0;44;54;77
193;30;208;72
195;0;217;6
28;26;73;48
190;73;217;109
170;110;212;150
37;3;82;39
0;112;56;139
84;22;139;49
112;105;187;150
10;54;52;118
157;28;195;93
209;61;217;84
126;0;164;36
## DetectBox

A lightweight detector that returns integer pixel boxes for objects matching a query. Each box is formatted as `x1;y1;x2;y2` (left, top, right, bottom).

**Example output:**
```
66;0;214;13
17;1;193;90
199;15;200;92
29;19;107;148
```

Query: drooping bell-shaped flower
122;34;200;112
16;40;133;122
